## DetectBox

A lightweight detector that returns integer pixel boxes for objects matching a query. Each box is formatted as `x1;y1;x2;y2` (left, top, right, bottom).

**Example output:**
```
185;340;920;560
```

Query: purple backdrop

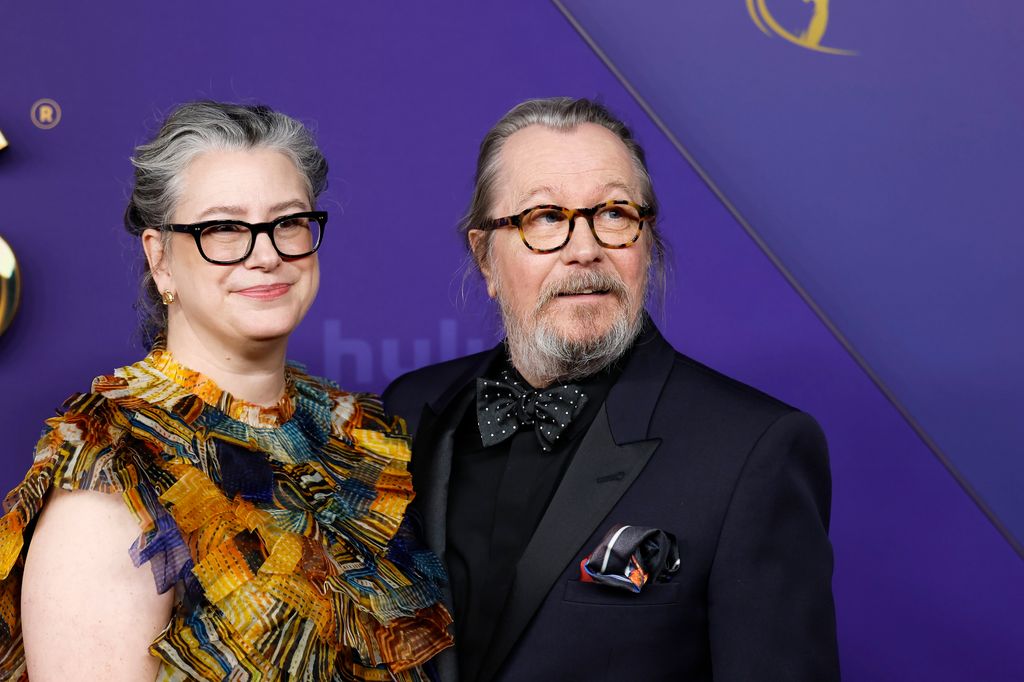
558;0;1024;556
1;2;1020;679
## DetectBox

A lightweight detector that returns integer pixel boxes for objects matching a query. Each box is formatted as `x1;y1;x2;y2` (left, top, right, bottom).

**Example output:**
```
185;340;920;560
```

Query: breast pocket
553;578;692;680
562;578;681;606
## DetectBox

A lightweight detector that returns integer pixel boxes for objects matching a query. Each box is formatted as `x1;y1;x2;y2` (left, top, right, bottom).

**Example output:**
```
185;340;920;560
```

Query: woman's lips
236;283;291;300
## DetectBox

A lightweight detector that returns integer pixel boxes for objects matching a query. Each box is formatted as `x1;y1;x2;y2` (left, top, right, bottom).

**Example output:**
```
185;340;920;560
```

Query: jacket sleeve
708;410;840;681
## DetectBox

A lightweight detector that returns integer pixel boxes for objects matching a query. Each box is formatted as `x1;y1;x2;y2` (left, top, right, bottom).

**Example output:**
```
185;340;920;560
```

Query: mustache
534;270;630;311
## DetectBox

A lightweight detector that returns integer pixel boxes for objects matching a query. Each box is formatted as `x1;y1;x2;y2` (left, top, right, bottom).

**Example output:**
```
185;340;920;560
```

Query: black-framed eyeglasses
480;200;653;253
161;211;327;265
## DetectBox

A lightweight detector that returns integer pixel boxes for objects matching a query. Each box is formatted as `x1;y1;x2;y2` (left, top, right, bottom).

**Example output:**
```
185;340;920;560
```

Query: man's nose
559;215;604;265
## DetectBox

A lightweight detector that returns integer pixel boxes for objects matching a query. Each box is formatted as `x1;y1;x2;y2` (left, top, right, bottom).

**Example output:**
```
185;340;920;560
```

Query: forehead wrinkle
194;198;308;221
513;184;560;210
513;178;641;212
495;125;643;214
195;204;247;220
269;199;310;214
592;180;639;202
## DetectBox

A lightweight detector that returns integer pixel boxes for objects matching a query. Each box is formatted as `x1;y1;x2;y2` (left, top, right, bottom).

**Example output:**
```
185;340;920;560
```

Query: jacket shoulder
680;352;792;402
383;349;495;427
660;351;808;433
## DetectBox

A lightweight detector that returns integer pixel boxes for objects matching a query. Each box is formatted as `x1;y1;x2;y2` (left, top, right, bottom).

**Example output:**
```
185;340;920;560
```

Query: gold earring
161;290;175;305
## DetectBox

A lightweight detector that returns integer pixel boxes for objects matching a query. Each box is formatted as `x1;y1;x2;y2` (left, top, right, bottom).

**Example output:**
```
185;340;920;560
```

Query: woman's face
146;147;320;356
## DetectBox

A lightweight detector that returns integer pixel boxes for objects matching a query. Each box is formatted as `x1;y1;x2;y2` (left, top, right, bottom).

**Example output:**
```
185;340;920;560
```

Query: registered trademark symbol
31;98;62;130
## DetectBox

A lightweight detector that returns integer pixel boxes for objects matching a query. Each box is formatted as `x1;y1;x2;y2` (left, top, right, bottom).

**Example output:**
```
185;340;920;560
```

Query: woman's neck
163;325;288;407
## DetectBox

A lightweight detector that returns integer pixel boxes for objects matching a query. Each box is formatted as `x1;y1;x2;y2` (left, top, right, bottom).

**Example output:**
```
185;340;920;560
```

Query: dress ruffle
0;351;451;681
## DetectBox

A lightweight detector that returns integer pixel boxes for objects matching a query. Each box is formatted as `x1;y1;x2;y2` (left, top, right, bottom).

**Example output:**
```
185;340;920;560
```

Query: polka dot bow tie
476;370;589;452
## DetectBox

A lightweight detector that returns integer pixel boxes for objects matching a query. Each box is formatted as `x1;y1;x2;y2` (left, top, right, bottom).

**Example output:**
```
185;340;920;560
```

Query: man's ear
141;229;172;292
467;229;497;299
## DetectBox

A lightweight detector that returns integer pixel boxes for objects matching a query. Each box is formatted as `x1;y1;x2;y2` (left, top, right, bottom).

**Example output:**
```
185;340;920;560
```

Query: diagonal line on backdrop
551;0;1024;559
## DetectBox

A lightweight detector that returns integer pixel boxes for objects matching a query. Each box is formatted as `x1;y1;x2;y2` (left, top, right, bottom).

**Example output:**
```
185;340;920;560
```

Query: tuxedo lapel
410;401;469;682
409;403;453;558
409;344;505;557
605;320;677;444
406;348;502;682
477;404;661;681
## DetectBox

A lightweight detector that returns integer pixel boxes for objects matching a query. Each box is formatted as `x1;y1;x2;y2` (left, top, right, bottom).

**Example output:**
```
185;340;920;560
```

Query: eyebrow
516;184;560;207
515;181;638;210
195;199;309;221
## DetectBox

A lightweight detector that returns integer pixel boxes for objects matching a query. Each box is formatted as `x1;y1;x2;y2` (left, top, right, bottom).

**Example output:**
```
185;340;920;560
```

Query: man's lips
235;283;292;300
555;288;612;298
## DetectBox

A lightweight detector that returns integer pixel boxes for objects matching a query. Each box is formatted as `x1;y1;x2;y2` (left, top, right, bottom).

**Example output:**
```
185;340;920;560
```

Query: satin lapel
605;319;677;443
477;404;661;681
429;344;505;419
411;343;504;556
409;404;451;558
411;393;476;682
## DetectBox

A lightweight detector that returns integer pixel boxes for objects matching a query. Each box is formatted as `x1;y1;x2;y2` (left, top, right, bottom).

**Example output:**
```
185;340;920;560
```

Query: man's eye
596;205;638;223
528;209;566;224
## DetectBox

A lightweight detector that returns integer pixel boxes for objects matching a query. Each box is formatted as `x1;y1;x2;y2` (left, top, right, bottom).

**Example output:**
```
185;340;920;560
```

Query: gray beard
503;309;643;386
497;270;644;386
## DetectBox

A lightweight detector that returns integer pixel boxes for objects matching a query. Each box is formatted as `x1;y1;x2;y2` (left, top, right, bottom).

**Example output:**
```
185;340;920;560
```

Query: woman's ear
467;229;496;299
141;229;172;292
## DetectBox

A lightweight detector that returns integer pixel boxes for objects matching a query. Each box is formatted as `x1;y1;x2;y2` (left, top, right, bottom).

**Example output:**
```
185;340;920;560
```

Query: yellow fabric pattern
0;350;451;681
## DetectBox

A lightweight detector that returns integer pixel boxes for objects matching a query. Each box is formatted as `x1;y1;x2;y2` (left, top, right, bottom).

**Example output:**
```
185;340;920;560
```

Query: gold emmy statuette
0;235;21;336
747;0;856;55
0;128;8;151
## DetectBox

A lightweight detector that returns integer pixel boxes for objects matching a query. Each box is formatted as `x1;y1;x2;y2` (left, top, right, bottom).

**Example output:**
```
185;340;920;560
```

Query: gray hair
123;101;328;347
461;97;668;306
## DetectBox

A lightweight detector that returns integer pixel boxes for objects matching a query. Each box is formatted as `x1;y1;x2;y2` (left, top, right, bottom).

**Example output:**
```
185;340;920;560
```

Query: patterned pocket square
579;524;680;593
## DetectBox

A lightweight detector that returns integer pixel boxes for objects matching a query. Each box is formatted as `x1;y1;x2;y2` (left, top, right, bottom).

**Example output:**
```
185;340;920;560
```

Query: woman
0;102;451;681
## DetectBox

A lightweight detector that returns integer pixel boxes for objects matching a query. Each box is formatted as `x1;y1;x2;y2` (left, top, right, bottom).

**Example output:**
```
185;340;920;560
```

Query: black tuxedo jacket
384;323;840;681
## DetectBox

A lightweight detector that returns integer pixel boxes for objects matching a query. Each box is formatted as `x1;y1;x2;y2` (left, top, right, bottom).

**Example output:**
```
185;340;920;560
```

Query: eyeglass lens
520;204;642;250
199;216;323;262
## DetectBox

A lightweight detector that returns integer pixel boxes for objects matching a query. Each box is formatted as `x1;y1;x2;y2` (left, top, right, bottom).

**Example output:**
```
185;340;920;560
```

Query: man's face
469;123;650;383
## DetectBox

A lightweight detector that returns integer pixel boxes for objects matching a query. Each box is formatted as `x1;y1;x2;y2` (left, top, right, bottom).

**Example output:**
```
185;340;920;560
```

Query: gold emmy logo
0;128;8;151
0;235;21;337
747;0;856;55
31;98;62;129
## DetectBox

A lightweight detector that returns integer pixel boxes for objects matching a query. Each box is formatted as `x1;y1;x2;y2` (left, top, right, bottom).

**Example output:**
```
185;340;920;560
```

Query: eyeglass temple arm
482;216;519;231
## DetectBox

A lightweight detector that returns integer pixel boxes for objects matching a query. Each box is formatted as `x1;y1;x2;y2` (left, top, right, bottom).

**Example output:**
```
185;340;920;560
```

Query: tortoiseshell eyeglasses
480;200;653;253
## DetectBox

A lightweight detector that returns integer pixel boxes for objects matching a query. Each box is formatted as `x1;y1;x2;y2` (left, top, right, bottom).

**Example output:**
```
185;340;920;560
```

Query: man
384;98;839;681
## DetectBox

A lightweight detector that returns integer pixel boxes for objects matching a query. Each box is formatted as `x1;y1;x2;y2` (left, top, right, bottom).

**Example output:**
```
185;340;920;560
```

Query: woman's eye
208;224;247;234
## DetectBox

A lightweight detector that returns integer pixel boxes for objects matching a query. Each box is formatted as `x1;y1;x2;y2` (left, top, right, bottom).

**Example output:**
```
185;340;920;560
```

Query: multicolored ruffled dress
0;349;452;680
